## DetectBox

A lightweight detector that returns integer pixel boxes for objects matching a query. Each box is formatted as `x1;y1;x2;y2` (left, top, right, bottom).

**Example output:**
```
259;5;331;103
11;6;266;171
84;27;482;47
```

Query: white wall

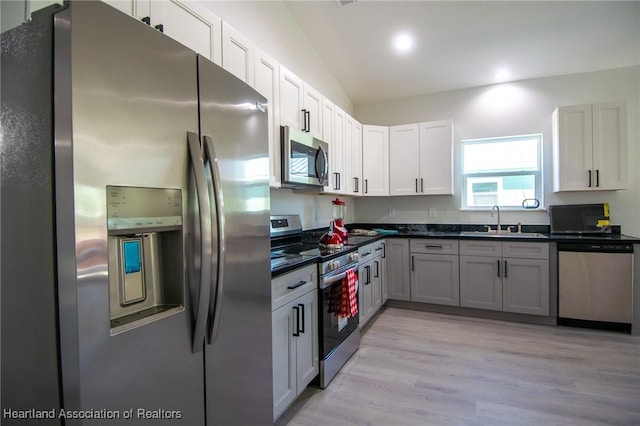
199;0;353;115
354;66;640;237
270;189;356;230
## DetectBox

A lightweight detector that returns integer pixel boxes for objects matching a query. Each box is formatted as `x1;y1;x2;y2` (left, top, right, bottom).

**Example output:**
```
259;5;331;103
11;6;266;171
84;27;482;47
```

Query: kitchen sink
460;231;547;238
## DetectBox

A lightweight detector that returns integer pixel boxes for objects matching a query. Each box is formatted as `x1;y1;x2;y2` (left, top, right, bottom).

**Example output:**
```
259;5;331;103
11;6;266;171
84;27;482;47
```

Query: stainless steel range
270;215;361;388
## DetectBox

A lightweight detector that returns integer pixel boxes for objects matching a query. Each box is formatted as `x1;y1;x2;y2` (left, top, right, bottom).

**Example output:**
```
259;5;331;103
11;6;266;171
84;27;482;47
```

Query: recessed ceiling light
495;69;511;81
393;33;414;53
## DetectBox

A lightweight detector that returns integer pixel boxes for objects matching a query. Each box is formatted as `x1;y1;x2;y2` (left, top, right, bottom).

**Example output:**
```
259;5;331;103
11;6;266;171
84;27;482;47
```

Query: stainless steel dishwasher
558;242;634;332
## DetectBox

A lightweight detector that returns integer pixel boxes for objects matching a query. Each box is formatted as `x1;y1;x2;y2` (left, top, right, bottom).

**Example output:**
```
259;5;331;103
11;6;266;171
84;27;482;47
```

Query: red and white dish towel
340;268;358;318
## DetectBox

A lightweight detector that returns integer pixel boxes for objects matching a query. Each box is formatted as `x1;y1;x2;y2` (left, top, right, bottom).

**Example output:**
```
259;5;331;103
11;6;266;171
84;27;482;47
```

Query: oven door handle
320;266;358;289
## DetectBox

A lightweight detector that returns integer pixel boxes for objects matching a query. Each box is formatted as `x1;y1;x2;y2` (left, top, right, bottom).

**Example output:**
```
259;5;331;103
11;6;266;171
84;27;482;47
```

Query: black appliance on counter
549;203;611;234
270;215;361;388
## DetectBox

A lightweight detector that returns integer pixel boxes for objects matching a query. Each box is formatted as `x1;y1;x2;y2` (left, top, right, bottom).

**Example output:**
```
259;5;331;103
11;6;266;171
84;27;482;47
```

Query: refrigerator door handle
203;135;226;345
187;131;213;354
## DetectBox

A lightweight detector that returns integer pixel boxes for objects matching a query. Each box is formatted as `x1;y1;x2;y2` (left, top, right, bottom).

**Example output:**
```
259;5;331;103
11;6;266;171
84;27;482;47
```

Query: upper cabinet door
592;101;627;190
324;100;344;194
254;47;280;188
303;85;323;139
101;0;148;18
552;101;627;192
279;66;304;131
222;22;254;86
389;124;420;196
348;116;363;196
362;125;390;196
419;119;454;195
149;0;221;65
552;104;593;191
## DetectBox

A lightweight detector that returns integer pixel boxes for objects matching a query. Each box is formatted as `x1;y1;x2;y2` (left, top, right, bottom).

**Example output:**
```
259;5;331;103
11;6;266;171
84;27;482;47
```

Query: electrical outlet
428;208;437;218
388;208;396;218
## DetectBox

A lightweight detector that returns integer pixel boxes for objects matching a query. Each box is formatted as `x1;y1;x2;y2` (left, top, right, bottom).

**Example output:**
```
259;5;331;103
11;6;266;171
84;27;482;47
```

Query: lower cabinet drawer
272;264;317;310
410;239;459;255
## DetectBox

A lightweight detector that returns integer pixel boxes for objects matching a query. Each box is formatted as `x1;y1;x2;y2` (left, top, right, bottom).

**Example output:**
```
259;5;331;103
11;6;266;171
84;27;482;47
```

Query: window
462;134;542;208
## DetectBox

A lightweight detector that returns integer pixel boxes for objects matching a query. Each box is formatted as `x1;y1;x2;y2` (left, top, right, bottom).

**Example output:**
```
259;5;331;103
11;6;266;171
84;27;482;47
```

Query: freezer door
54;2;204;423
197;56;273;425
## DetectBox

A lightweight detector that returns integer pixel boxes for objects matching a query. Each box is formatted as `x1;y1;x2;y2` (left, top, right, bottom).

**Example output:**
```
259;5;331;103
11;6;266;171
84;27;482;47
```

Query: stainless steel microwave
281;125;329;188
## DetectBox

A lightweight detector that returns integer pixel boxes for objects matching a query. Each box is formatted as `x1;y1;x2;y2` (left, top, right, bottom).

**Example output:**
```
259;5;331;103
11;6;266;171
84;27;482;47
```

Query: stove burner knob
332;260;340;270
349;252;359;262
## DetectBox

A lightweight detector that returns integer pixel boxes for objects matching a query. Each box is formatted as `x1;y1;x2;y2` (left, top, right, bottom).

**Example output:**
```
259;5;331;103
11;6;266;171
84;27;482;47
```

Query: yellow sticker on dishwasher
603;203;610;217
597;220;610;228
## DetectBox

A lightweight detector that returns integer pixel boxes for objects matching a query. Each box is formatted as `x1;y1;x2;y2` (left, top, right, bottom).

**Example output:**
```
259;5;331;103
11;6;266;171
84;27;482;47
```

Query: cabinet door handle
588;170;592;188
365;179;368;194
292;306;300;337
301;109;308;132
333;172;339;190
338;172;341;190
504;260;508;278
411;256;415;272
306;110;311;132
421;178;424;193
142;16;151;25
298;303;305;333
382;243;386;258
374;260;379;278
415;178;419;193
596;169;600;187
354;177;359;193
497;260;501;277
154;24;164;33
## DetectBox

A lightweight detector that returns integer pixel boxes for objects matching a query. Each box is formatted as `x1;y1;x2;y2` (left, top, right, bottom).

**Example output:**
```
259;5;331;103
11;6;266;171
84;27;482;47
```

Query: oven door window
320;279;359;359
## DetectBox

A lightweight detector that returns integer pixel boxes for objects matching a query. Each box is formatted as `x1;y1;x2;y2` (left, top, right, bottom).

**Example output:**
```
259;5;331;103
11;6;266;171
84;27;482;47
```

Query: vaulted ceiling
285;1;640;105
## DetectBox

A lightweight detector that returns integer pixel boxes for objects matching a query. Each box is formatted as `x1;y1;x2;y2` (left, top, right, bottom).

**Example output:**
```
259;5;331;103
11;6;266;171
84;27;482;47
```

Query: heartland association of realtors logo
3;408;182;420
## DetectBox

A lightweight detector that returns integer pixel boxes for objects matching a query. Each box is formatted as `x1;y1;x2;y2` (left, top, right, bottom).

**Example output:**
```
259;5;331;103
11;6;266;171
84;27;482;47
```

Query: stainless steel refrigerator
1;2;272;425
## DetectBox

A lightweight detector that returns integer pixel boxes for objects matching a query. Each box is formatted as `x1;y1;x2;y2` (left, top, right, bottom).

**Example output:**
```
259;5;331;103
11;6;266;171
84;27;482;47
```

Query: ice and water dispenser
107;186;184;333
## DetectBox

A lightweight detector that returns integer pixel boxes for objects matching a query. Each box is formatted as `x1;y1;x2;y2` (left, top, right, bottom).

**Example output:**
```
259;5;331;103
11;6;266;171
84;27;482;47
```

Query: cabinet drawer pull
424;245;443;249
287;280;307;290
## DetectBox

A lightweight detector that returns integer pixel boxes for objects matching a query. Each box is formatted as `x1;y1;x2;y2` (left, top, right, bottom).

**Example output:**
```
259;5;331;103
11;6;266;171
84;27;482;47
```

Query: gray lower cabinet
359;242;384;327
502;257;549;316
375;239;388;304
386;238;411;301
460;240;550;315
459;254;502;310
272;265;318;421
410;239;460;306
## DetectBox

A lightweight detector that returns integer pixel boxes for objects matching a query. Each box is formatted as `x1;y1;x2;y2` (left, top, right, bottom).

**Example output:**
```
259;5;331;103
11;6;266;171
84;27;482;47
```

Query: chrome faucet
491;205;501;232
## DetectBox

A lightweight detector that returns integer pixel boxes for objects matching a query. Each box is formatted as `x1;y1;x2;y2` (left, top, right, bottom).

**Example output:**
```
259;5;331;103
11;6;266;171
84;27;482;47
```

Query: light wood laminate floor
276;307;640;426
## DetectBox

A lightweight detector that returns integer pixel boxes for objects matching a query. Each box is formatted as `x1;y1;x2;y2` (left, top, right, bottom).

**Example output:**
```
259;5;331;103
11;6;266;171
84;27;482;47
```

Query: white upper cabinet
419;119;454;195
254;47;280;188
389;120;453;196
348;117;363;196
279;66;323;139
222;22;254;86
389;124;420;196
101;0;146;18
324;101;346;194
552;101;627;191
279;66;305;132
362;125;390;196
303;85;323;139
149;0;222;65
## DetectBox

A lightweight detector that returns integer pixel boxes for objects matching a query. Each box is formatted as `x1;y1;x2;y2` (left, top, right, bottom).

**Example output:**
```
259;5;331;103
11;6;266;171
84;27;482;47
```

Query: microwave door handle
315;145;328;185
203;135;226;345
187;132;213;354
